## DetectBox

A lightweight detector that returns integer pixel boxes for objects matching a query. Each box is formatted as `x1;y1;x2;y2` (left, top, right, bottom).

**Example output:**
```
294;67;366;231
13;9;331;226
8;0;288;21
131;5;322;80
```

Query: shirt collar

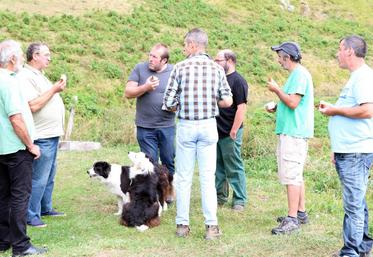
0;68;16;76
24;63;44;75
188;52;210;59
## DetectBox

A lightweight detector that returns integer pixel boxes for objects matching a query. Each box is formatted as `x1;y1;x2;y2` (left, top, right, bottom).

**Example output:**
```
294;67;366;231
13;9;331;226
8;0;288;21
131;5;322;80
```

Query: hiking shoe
360;251;372;257
41;209;66;217
176;224;190;238
232;205;244;212
271;216;299;235
204;225;222;240
27;217;47;228
277;212;309;224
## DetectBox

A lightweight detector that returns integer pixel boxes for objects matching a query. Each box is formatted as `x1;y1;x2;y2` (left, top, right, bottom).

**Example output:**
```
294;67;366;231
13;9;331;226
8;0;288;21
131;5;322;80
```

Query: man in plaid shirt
163;28;232;240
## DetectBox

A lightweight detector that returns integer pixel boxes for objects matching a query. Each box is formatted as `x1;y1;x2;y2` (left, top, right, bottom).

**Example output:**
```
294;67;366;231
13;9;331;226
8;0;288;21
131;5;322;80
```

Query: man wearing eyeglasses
125;44;175;182
214;49;248;212
17;43;66;228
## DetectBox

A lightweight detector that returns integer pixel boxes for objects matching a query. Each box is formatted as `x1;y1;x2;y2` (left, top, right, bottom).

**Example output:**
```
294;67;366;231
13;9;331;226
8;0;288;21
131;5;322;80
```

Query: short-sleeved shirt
128;62;175;128
216;71;248;139
0;68;35;155
163;53;232;120
17;64;65;139
276;64;314;138
328;64;373;153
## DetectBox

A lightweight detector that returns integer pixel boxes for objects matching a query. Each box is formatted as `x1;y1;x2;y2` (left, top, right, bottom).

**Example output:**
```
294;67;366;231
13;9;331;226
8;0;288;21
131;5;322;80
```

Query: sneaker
271;216;300;235
277;211;309;224
12;244;47;257
176;224;190;238
204;225;222;240
232;205;244;212
27;217;47;228
41;209;66;217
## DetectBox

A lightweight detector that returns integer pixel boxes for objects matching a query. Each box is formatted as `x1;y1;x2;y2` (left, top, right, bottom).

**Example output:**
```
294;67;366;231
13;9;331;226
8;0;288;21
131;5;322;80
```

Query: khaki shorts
276;134;308;186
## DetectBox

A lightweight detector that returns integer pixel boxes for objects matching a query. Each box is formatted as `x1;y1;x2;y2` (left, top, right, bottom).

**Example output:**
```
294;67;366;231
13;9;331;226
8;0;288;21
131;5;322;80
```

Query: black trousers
0;150;33;253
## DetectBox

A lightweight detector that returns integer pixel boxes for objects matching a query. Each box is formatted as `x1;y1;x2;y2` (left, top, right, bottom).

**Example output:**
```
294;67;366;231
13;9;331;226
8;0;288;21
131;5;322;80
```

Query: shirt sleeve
2;81;23;117
286;68;308;96
127;64;141;84
16;75;40;102
218;71;232;99
162;67;179;110
354;73;373;105
232;76;248;105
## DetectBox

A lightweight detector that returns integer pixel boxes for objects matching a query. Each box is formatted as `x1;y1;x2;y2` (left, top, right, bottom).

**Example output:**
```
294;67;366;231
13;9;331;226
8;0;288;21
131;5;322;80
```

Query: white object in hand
265;101;276;110
60;74;67;82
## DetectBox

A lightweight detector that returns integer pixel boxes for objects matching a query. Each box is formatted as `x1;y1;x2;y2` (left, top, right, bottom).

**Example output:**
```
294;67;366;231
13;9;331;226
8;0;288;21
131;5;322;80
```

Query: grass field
0;143;354;257
1;0;373;256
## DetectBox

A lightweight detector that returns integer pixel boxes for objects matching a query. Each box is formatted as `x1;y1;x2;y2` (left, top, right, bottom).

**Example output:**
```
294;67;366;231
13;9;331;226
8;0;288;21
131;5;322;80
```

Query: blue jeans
136;126;175;175
175;118;219;226
335;153;373;257
216;128;247;206
28;137;59;222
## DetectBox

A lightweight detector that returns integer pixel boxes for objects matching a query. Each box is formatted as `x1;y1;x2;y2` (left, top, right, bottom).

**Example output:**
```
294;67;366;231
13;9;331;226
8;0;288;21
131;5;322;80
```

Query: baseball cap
271;42;302;61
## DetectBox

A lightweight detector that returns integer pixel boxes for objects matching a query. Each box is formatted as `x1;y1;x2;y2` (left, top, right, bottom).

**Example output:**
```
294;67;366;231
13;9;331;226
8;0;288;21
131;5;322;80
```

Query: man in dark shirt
214;49;248;211
125;43;175;177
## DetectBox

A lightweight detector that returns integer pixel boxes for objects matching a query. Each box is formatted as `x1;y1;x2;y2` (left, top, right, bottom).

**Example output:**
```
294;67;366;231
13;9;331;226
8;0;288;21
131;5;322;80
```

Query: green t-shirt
275;65;314;138
0;69;35;154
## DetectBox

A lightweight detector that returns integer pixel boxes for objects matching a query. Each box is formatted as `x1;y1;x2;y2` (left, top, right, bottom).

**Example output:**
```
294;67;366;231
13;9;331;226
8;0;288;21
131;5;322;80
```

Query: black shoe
41;209;65;217
0;245;10;252
12;245;47;257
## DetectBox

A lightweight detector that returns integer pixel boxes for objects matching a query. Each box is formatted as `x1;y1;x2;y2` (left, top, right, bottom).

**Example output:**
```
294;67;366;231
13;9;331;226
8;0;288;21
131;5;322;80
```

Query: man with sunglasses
17;43;66;228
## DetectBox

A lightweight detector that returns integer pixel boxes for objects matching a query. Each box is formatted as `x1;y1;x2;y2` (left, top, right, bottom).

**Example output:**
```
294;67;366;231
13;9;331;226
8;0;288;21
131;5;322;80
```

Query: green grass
0;142;368;257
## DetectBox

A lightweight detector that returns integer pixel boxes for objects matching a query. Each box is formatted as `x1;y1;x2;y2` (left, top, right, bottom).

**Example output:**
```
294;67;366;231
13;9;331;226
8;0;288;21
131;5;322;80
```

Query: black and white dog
87;161;130;215
120;151;173;231
88;152;174;231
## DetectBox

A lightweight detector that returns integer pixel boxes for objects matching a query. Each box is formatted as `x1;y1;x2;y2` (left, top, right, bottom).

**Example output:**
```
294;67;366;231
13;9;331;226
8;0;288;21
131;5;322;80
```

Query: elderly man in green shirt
0;40;46;257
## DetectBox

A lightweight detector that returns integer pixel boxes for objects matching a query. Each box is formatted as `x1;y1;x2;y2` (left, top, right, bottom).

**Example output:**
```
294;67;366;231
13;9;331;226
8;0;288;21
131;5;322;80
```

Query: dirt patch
0;0;143;16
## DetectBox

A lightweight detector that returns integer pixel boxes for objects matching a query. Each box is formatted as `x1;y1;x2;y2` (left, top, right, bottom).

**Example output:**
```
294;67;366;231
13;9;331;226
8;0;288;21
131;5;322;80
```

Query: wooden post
64;95;78;141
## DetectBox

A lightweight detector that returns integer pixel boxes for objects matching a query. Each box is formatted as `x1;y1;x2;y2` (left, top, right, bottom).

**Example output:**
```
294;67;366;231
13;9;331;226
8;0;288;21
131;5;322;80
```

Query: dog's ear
94;161;111;178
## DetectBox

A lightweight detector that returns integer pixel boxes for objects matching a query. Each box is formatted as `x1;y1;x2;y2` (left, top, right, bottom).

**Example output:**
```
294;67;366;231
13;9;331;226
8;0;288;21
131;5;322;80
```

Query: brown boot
176;224;190;237
204;225;222;240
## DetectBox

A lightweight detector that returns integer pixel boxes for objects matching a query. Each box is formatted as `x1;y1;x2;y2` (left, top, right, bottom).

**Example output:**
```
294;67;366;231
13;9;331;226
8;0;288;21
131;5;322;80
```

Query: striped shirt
163;53;231;120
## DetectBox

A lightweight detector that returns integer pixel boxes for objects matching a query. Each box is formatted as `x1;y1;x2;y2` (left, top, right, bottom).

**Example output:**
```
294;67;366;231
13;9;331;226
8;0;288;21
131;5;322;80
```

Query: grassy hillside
0;0;372;145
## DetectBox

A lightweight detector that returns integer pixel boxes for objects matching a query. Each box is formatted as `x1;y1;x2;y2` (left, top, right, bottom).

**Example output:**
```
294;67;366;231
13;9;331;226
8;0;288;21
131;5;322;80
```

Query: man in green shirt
0;40;46;256
266;41;314;235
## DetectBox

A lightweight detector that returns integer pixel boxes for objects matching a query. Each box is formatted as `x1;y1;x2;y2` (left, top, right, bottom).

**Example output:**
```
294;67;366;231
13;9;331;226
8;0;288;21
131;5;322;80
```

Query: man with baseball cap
265;41;314;235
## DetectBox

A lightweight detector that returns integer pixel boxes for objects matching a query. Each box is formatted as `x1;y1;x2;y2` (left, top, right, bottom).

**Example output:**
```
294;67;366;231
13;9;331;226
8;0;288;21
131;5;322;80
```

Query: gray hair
26;42;48;62
220;49;237;64
342;35;367;58
184;28;208;48
0;40;22;67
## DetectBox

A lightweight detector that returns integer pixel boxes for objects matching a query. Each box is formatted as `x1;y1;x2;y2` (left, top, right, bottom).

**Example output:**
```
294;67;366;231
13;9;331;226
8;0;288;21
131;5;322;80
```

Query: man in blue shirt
320;35;373;257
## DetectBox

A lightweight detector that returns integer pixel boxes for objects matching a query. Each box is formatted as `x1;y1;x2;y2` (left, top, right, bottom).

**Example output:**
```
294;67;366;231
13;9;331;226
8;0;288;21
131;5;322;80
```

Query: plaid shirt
162;53;231;120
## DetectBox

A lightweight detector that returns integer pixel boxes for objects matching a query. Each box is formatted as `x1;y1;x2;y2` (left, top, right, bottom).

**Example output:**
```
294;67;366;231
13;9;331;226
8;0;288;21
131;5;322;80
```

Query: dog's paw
114;212;121;216
163;202;168;211
136;225;149;232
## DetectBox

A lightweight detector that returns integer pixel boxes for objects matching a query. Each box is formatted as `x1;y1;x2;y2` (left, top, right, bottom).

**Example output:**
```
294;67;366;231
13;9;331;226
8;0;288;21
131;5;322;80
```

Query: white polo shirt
17;64;65;139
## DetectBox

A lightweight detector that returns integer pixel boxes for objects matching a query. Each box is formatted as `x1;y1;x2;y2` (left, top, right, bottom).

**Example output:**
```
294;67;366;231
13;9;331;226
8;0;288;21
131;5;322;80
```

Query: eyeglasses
214;59;226;63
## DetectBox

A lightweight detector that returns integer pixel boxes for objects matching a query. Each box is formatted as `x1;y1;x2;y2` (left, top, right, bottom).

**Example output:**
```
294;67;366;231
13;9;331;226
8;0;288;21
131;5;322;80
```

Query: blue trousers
28;137;59;222
335;153;373;257
136;126;175;175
